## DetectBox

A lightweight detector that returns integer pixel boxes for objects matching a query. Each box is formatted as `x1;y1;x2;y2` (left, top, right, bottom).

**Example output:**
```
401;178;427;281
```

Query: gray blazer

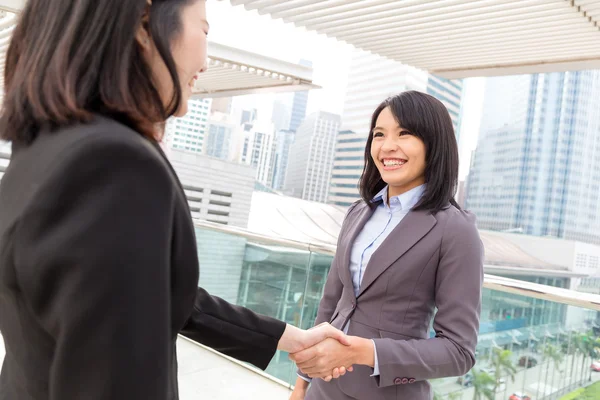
303;200;484;400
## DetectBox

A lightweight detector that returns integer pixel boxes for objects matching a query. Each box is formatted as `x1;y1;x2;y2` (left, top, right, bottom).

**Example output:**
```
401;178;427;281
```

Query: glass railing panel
194;226;311;384
193;223;600;398
432;289;600;400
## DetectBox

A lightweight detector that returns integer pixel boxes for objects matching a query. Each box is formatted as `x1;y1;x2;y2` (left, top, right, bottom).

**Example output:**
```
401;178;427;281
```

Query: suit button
351;301;356;309
408;378;415;384
394;377;402;385
401;378;409;384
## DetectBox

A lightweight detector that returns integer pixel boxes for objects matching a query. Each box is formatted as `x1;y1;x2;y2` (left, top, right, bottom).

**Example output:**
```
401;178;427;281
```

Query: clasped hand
290;323;356;382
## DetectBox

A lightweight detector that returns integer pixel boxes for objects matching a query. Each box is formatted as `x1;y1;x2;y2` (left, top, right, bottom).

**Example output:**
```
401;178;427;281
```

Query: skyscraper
285;112;340;203
271;129;295;191
238;120;277;187
466;71;600;245
205;112;237;161
164;98;212;154
288;59;312;132
427;74;463;138
328;50;429;207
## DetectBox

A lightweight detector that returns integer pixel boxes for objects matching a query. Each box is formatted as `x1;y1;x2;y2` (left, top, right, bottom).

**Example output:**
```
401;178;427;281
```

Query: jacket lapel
357;210;437;298
338;202;375;291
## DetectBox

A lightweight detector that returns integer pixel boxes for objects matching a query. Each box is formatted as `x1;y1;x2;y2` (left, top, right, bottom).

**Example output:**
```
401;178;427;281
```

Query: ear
135;1;153;50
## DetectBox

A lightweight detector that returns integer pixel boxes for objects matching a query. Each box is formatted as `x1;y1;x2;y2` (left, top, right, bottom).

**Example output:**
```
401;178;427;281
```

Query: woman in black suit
0;1;348;399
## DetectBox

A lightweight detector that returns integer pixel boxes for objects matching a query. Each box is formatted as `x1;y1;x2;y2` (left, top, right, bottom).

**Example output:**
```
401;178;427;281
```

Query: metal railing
193;219;600;312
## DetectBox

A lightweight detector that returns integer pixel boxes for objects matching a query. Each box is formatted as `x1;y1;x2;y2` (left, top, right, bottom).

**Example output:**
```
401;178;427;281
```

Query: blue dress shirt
300;184;425;382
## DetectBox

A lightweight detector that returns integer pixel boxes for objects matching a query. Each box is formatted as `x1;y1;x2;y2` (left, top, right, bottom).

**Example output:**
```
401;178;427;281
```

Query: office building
288;59;312;132
466;71;600;245
164;98;212;154
238;120;277;187
285;111;340;203
205;112;237;161
271;129;295;191
426;74;463;138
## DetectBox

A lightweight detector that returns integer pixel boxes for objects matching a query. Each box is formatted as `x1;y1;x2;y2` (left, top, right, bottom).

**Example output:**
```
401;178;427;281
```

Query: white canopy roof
229;0;600;78
0;3;318;100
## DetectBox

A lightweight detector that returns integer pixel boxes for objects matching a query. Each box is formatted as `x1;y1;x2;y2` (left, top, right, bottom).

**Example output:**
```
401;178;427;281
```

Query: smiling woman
291;91;483;400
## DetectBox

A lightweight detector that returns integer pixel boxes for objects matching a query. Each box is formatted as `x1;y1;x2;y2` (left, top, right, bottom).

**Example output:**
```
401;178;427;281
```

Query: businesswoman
0;1;347;399
290;91;485;400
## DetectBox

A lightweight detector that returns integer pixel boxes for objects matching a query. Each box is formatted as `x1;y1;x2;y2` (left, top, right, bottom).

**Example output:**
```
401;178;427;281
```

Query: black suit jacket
0;116;286;400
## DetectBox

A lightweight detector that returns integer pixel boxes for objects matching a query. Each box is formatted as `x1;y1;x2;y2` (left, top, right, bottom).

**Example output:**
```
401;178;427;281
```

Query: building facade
238;120;277;187
205;112;237;161
466;71;600;245
164;98;212;154
271;129;295;191
168;149;255;228
288;59;312;132
426;74;463;137
285;112;340;203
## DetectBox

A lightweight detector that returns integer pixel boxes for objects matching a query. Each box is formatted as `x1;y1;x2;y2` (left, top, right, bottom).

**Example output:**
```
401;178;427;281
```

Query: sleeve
14;136;176;400
372;211;484;387
179;287;286;370
296;201;360;381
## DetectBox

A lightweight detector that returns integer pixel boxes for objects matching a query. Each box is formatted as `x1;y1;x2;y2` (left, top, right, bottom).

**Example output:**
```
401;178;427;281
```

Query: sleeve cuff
297;373;312;383
370;339;380;377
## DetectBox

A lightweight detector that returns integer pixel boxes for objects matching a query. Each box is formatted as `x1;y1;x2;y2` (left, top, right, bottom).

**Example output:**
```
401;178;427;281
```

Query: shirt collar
372;184;426;212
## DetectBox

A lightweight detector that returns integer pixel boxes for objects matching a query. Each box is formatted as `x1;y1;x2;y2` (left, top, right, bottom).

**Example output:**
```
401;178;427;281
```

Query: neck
387;181;424;202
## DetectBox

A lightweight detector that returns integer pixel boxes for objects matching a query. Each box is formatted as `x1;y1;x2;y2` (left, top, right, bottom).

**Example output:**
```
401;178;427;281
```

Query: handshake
278;322;374;382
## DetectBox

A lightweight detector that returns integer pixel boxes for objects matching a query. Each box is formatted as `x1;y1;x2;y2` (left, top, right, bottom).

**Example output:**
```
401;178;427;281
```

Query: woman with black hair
289;91;485;400
0;1;348;399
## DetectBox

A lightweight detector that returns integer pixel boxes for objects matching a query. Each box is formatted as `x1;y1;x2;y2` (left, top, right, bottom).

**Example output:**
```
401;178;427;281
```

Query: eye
373;131;384;138
399;130;412;136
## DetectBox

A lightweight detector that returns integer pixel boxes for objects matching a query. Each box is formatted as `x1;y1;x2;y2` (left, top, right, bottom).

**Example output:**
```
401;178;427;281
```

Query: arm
371;211;484;387
179;287;286;370
15;136;175;399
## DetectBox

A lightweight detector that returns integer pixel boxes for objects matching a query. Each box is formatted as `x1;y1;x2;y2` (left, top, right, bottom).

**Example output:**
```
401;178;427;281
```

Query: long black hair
359;91;460;214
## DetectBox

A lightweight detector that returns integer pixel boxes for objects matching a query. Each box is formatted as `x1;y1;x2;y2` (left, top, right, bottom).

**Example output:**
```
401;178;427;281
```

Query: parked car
509;392;532;400
591;361;600;372
518;355;538;368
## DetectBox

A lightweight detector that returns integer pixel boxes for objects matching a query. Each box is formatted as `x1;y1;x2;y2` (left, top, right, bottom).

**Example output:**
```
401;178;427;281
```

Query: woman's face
143;0;209;117
370;106;427;198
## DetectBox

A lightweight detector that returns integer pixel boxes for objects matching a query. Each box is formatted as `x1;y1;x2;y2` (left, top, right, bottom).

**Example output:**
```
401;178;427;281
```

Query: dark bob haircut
0;0;196;144
359;91;460;214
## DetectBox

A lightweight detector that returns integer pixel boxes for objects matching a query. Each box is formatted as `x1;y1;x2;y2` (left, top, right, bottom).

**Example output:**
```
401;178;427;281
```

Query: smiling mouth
381;158;407;170
188;74;199;88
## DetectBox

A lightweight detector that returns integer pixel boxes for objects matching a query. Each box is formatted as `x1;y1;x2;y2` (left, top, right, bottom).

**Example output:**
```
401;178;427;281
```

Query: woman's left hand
291;336;371;379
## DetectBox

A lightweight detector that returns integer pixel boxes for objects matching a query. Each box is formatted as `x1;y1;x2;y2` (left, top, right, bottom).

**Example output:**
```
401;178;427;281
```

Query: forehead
375;107;402;129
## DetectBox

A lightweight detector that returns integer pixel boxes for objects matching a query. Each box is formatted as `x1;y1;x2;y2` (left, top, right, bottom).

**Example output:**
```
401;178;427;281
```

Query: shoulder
435;205;480;243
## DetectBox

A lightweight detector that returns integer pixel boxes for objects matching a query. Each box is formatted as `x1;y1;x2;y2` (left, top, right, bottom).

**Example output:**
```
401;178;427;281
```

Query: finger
323;375;332;382
309;322;328;330
347;366;354;372
331;368;340;379
338;366;347;376
324;326;351;346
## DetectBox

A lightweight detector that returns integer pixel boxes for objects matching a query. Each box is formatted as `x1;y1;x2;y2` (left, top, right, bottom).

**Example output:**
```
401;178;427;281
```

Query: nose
381;135;398;152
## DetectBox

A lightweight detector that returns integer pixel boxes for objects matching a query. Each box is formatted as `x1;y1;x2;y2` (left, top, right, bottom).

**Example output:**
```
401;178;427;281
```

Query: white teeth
383;159;406;166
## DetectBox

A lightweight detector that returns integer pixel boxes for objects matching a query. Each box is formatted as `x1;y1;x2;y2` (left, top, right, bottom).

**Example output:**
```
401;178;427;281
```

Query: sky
206;1;485;180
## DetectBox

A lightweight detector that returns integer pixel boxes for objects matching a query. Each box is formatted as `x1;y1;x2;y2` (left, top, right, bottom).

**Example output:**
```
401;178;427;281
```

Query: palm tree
471;369;495;400
581;334;600;382
542;343;563;395
448;392;462;400
490;347;517;396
